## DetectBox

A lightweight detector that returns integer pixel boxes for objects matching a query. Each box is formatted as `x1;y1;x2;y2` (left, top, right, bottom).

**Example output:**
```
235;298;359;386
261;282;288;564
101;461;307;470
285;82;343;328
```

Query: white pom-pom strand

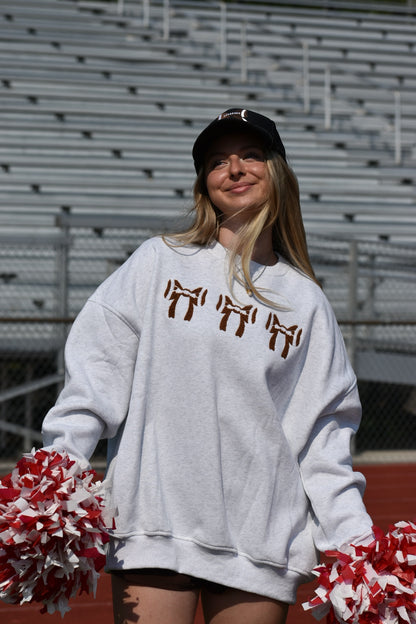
303;521;416;624
0;448;113;616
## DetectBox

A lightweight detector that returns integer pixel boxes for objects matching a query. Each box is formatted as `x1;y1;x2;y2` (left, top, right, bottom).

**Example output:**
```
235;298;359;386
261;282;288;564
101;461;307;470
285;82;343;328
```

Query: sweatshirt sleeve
294;299;374;553
42;299;139;467
298;381;374;552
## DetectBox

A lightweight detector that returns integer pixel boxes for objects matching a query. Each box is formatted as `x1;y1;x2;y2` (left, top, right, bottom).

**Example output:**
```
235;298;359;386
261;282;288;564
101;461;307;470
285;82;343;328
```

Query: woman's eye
209;159;227;170
206;150;264;171
243;151;264;161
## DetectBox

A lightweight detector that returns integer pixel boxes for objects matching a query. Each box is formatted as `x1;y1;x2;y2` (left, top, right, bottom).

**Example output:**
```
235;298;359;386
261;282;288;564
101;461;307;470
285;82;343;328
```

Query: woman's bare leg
201;586;289;624
111;573;200;624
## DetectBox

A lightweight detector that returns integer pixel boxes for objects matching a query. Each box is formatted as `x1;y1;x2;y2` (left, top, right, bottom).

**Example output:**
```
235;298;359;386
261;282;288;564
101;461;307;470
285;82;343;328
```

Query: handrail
0;374;63;404
0;420;43;443
0;318;74;323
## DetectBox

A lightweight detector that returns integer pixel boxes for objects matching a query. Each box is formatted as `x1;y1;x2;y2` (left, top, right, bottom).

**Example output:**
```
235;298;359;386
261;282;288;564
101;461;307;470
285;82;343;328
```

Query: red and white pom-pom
0;448;113;616
303;521;416;624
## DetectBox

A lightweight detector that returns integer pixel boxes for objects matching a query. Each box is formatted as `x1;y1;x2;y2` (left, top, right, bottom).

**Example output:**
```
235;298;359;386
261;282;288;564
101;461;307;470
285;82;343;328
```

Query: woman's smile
228;182;254;193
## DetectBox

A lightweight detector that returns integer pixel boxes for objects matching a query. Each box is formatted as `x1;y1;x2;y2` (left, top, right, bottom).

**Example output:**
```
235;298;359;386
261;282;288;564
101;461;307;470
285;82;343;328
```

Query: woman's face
204;131;270;228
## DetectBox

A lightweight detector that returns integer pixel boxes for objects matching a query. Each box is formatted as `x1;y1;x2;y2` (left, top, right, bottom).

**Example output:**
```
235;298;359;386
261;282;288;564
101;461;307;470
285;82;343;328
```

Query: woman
42;109;374;624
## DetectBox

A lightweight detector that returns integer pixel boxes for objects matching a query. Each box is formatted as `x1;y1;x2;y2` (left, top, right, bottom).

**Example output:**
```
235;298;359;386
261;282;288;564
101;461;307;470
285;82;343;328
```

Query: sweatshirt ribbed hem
105;534;311;604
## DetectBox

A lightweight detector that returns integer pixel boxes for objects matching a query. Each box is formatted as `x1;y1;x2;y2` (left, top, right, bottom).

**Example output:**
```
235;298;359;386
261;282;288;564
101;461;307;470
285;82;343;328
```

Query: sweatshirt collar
207;240;289;278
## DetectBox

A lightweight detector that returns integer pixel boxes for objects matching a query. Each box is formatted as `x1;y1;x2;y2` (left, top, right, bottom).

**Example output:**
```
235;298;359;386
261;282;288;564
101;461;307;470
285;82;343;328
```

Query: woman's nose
228;155;245;178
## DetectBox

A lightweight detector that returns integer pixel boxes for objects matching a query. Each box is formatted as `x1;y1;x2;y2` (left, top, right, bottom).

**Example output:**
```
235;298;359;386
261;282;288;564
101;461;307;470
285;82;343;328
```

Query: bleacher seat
0;0;415;367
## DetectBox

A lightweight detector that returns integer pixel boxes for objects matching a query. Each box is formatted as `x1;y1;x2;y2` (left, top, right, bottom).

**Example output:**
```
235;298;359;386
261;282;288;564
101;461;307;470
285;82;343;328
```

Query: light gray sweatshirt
42;236;373;603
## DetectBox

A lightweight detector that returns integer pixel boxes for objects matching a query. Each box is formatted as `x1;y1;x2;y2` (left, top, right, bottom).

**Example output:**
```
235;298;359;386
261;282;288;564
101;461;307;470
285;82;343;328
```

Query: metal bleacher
0;0;415;463
0;0;415;238
0;0;415;372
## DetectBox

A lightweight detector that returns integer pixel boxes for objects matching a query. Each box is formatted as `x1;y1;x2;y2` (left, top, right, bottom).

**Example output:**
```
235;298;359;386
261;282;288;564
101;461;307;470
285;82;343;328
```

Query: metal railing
0;224;414;464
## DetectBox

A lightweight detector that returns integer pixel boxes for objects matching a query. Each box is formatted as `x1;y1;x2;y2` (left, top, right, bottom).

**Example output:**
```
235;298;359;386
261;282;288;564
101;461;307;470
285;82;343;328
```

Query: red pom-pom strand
303;521;416;624
0;449;113;616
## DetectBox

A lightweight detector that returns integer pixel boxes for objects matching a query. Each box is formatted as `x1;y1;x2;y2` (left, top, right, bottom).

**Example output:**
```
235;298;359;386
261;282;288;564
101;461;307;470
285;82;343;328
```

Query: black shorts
111;567;227;593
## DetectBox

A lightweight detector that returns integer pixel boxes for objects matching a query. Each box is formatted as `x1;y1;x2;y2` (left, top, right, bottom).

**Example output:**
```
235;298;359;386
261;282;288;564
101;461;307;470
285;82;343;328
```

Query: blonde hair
166;152;319;308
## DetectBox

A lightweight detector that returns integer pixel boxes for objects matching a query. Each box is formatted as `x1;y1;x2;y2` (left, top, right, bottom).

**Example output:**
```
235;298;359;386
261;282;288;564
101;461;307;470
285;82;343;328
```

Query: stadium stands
0;0;415;236
0;0;415;388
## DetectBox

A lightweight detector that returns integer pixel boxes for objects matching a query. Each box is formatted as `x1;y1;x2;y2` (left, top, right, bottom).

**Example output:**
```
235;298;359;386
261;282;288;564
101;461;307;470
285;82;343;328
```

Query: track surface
1;463;415;624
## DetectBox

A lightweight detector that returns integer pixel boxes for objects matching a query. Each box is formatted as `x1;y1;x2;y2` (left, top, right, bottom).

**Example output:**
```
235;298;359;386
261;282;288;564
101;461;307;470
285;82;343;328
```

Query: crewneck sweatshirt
42;236;373;603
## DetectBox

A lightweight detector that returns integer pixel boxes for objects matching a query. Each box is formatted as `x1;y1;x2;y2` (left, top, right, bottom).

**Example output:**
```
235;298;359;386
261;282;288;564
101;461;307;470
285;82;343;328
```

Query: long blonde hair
166;152;319;307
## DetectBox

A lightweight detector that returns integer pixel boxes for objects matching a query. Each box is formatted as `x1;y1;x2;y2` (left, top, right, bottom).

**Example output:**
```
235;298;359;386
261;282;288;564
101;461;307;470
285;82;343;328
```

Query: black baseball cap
192;108;286;172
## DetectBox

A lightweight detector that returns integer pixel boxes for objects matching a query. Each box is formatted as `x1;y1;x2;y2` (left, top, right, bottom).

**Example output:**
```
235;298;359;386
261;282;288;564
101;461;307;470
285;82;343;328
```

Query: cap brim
192;118;272;172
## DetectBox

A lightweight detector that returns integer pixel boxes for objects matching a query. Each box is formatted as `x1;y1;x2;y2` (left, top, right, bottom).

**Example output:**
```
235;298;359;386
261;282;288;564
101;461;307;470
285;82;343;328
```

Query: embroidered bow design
216;295;258;337
164;279;208;321
266;313;302;358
